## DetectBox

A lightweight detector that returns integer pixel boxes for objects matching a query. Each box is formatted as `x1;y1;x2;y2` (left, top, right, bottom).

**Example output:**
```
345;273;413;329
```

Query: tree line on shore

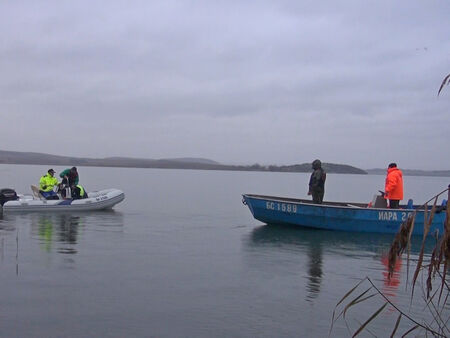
2;149;449;176
0;150;366;174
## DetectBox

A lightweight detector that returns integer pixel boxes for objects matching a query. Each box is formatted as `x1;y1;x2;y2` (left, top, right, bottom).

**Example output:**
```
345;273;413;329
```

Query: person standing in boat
384;163;403;209
39;169;60;200
59;167;79;198
59;167;79;187
308;159;326;204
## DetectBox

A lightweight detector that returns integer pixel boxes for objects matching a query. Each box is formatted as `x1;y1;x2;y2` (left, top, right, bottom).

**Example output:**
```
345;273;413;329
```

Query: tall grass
330;186;450;337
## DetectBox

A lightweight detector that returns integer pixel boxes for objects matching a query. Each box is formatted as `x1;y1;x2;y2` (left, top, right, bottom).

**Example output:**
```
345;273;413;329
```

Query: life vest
75;185;86;198
78;185;85;197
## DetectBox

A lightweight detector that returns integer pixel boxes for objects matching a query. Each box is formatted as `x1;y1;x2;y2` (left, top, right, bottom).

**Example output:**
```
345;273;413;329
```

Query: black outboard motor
0;188;18;206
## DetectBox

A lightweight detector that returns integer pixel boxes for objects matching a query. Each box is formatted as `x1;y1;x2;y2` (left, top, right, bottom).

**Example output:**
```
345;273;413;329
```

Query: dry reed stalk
405;212;416;288
438;196;450;304
388;214;415;279
426;238;440;299
331;277;446;337
331;187;450;337
412;197;438;298
438;73;450;96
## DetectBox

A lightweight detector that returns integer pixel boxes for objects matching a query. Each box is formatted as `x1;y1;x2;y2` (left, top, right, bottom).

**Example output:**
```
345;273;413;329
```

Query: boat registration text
266;202;297;213
378;211;412;221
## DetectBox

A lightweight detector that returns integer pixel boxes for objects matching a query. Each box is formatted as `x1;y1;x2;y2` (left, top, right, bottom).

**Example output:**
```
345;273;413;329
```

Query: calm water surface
0;164;448;337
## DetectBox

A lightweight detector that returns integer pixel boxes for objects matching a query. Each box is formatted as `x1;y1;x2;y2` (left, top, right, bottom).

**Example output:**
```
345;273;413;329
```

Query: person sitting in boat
308;159;326;204
384;163;403;209
59;167;79;187
71;185;88;200
39;169;60;200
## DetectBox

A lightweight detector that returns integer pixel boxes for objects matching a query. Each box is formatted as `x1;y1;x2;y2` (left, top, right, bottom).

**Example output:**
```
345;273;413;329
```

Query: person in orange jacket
384;163;403;208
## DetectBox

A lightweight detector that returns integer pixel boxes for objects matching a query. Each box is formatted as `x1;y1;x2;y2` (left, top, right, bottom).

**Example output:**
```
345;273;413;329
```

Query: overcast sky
1;1;449;170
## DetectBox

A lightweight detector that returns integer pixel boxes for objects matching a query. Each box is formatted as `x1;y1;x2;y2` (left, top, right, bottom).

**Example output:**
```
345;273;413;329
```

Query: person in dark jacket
308;159;326;204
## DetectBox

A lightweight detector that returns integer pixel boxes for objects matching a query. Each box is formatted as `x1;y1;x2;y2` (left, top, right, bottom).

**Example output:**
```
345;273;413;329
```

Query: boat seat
31;185;46;200
347;204;363;208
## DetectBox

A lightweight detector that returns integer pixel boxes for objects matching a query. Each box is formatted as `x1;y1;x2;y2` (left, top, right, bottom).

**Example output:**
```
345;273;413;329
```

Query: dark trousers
312;189;324;204
389;200;400;209
40;190;59;200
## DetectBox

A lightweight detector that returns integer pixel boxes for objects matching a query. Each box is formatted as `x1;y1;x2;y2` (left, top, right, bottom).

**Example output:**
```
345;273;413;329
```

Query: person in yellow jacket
71;185;88;200
384;163;404;209
39;169;60;200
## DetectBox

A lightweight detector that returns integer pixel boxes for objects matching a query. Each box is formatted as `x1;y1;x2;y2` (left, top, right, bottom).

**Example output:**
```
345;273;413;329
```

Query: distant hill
2;149;448;176
160;157;219;165
273;163;366;174
366;168;450;177
0;150;218;167
0;149;365;174
103;156;219;165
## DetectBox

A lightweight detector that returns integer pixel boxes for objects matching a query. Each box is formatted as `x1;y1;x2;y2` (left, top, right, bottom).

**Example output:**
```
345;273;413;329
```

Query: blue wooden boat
242;194;447;236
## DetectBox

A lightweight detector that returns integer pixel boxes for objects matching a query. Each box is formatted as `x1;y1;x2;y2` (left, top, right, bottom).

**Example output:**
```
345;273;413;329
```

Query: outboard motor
0;188;18;206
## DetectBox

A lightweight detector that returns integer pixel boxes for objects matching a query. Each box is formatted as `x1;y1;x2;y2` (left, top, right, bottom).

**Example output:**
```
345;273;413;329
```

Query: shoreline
1;162;449;177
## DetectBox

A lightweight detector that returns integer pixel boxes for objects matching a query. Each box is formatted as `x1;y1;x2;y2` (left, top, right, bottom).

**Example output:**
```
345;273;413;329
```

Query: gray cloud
0;0;449;169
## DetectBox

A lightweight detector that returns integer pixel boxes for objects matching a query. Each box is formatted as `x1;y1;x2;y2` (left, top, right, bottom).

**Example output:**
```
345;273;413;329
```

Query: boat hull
243;194;446;236
2;189;125;212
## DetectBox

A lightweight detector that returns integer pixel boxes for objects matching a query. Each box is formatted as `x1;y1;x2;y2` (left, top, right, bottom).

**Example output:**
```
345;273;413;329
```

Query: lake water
0;164;449;337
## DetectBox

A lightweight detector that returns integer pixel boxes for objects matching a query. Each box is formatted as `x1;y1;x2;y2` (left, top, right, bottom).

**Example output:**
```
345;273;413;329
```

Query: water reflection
306;241;322;300
1;211;124;255
33;214;81;254
381;253;402;313
0;211;15;232
247;225;334;301
246;224;435;302
0;212;20;274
